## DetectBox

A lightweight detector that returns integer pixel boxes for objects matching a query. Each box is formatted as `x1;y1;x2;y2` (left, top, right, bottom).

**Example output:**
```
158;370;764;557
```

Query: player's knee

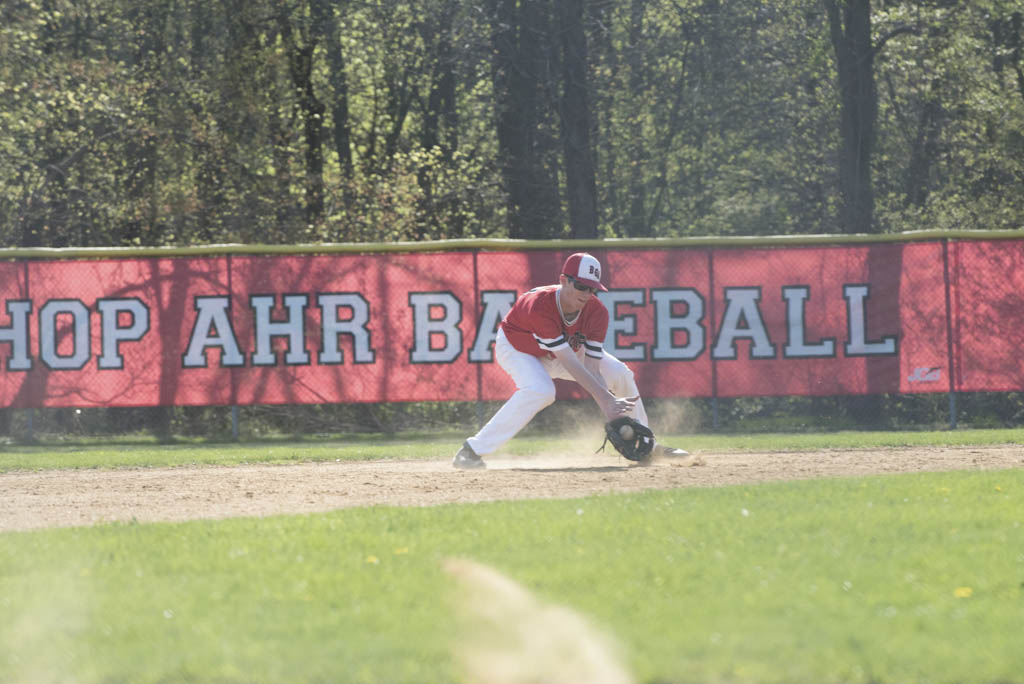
608;363;636;393
519;383;556;410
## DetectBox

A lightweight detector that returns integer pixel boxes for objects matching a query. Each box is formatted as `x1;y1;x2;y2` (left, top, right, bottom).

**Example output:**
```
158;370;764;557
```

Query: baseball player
453;252;689;469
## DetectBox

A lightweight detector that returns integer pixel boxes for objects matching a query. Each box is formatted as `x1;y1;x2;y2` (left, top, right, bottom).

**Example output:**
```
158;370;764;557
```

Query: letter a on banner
183;296;246;367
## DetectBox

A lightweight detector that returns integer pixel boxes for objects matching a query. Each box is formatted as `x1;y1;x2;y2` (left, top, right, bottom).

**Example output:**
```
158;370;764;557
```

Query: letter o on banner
39;299;91;370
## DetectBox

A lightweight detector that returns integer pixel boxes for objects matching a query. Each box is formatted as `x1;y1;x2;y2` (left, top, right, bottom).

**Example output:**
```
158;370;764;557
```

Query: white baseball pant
466;327;649;456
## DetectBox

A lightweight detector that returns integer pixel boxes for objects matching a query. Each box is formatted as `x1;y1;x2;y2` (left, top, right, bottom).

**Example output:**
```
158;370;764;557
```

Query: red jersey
500;285;608;359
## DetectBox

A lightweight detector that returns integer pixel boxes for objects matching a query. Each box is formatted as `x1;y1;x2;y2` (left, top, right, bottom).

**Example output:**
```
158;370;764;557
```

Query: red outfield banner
0;241;1019;408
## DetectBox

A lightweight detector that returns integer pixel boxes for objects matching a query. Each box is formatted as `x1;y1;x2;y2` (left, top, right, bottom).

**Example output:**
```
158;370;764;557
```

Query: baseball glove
600;416;655;462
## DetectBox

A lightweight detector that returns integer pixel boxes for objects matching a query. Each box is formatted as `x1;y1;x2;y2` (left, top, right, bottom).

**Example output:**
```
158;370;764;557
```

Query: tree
824;0;877;234
557;0;598;238
413;0;463;238
310;0;355;189
872;1;1024;233
488;0;563;239
278;2;327;228
2;0;1023;248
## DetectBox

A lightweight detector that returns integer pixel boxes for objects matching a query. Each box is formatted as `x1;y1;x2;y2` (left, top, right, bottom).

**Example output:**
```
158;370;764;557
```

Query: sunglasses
566;276;596;293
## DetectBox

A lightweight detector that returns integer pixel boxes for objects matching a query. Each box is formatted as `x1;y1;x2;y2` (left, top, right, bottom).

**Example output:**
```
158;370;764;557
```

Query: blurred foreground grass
1;467;1022;683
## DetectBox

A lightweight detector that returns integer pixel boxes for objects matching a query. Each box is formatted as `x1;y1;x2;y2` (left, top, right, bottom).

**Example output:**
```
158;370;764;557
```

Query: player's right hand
603;394;638;421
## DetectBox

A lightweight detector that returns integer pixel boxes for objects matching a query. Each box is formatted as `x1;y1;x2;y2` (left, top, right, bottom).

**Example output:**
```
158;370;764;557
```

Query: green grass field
1;431;1022;683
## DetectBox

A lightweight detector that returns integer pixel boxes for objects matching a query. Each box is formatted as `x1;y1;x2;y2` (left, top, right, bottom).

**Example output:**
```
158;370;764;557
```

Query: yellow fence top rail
3;229;1024;260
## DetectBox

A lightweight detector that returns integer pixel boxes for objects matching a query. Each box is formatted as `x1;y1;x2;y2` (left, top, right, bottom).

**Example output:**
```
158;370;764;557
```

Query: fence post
231;405;240;440
473;248;485;429
708;248;719;432
941;238;958;430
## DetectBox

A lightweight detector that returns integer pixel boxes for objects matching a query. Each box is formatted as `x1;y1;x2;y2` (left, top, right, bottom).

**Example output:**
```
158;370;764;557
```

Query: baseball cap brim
574;277;607;291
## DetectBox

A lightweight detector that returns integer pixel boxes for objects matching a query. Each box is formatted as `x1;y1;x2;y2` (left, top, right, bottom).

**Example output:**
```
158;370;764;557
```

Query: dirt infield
1;445;1022;532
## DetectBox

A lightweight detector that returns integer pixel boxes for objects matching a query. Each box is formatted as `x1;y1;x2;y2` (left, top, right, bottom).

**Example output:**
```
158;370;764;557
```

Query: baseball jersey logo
568;331;586;351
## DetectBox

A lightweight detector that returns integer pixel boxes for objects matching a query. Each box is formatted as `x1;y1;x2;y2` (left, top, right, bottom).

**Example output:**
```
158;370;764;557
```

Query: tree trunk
903;79;943;209
419;6;458;160
558;0;598;239
825;0;888;424
415;4;460;238
116;3;162;246
992;11;1024;102
311;0;355;188
1015;12;1024;101
489;0;562;239
825;0;876;234
279;12;325;228
625;0;648;236
382;69;414;166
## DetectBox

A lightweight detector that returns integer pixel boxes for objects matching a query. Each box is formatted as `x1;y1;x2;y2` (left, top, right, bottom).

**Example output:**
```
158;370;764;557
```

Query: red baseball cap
561;252;607;291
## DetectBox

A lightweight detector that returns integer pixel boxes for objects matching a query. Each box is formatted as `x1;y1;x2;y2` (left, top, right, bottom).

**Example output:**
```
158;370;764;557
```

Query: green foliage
2;0;1022;245
1;468;1021;682
874;1;1024;233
